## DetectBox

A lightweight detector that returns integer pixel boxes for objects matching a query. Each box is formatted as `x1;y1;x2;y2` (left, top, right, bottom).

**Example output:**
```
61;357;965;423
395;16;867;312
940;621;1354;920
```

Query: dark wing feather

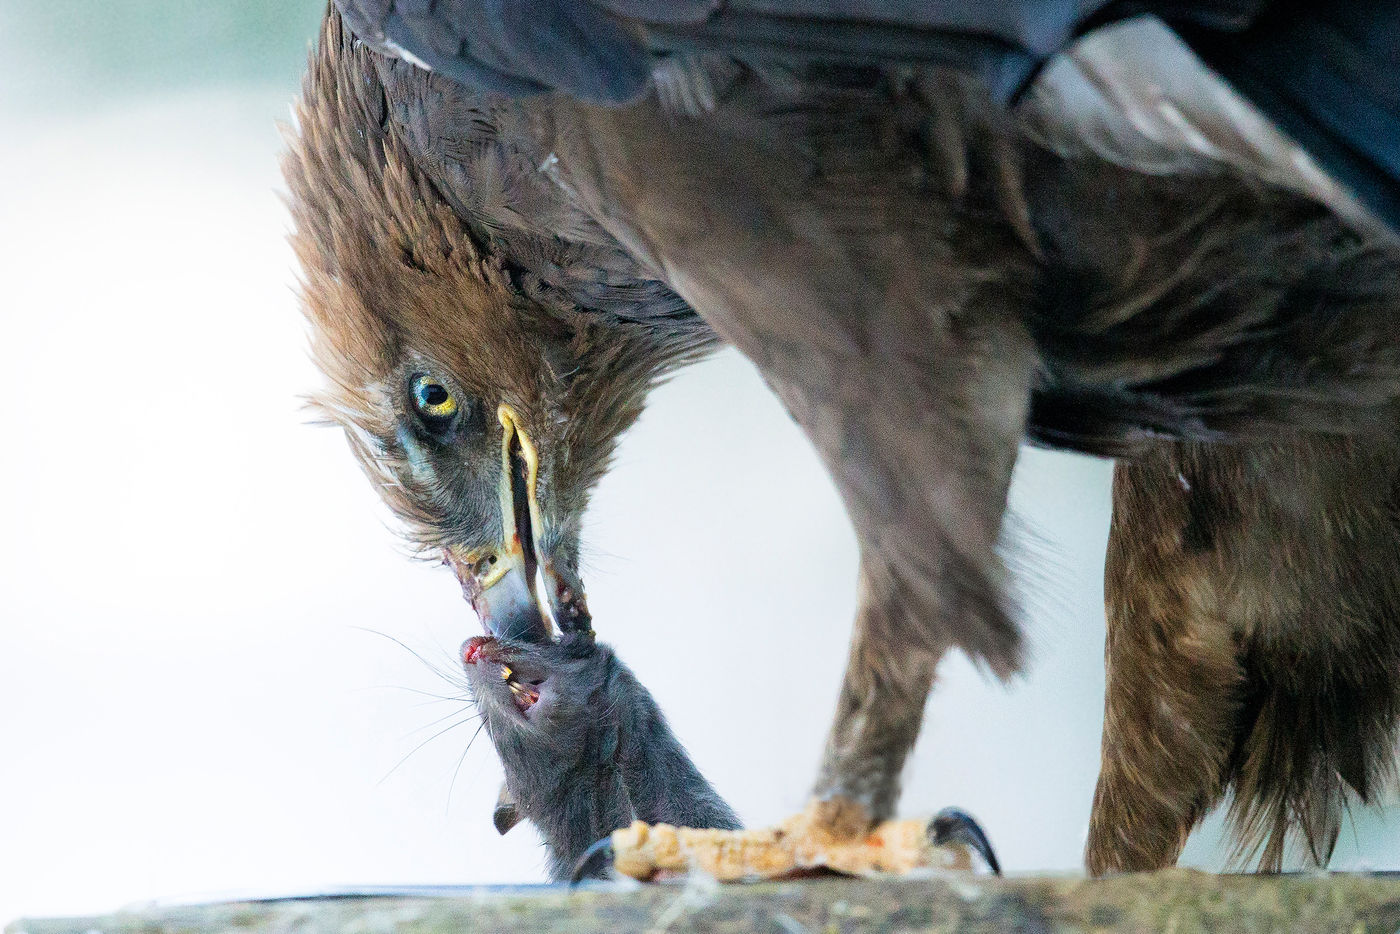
333;0;1293;105
334;0;1400;232
332;0;1156;105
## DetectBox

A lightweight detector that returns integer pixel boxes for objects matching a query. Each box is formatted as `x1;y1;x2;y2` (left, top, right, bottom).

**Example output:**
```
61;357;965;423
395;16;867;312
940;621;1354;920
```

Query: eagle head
283;22;706;644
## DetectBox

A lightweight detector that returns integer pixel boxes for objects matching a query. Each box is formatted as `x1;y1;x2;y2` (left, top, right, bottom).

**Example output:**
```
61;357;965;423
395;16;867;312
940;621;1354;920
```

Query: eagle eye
409;373;460;431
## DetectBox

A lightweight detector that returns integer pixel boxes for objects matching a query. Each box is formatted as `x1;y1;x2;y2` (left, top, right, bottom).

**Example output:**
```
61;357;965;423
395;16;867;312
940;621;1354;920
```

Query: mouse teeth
507;681;540;712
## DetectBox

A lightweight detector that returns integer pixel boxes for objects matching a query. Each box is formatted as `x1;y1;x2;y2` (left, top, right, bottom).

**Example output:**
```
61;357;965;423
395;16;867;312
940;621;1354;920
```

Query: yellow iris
411;374;458;420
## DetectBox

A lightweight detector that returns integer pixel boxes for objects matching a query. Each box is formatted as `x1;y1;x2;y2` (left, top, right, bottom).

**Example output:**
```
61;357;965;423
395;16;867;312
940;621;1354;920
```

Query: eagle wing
335;0;1397;230
332;1;1277;105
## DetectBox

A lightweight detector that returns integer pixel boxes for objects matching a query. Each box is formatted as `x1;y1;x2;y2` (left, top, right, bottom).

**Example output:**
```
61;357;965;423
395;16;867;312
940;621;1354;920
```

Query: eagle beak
446;405;553;643
446;405;593;644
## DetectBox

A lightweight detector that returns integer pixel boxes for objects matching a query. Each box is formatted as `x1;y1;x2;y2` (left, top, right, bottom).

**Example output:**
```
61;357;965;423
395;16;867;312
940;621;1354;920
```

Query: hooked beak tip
447;406;592;644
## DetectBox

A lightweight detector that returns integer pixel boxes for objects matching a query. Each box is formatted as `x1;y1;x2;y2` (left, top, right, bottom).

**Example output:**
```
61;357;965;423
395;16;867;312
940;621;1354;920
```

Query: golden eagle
284;2;1400;872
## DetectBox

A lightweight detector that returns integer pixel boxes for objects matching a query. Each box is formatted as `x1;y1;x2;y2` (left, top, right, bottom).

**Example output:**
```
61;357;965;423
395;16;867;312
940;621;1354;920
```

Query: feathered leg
1089;435;1400;874
811;558;942;832
1087;449;1245;874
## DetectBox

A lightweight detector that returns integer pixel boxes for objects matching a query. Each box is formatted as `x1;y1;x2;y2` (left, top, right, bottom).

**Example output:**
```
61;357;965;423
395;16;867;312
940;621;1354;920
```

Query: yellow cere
501;665;512;680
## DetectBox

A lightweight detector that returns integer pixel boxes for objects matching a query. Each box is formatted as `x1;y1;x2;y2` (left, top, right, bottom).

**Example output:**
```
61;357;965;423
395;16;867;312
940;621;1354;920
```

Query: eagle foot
579;799;998;883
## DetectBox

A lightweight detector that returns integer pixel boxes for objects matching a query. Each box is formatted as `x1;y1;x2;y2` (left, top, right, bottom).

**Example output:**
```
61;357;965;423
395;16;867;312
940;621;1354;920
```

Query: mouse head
461;634;611;734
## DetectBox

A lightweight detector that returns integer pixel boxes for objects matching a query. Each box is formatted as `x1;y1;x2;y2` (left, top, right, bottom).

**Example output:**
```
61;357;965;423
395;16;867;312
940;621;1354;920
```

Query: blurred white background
1;1;1396;926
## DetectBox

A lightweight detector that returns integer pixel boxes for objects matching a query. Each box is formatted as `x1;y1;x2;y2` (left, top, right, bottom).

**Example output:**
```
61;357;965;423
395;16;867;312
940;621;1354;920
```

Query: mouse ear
493;781;522;835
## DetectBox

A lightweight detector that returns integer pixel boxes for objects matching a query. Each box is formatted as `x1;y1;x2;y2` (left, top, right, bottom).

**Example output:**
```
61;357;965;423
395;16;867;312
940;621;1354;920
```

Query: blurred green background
0;1;322;116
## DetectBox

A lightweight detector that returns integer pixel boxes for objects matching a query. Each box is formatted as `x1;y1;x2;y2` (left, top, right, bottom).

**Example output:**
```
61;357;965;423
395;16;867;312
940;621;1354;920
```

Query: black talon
569;836;615;885
929;807;1001;876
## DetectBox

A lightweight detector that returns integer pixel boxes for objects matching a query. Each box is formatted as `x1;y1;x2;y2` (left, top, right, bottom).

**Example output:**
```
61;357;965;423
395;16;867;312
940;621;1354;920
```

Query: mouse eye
410;373;459;430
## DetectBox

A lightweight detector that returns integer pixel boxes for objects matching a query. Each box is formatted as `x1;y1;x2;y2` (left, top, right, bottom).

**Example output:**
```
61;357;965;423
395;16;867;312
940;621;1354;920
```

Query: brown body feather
1091;434;1400;872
